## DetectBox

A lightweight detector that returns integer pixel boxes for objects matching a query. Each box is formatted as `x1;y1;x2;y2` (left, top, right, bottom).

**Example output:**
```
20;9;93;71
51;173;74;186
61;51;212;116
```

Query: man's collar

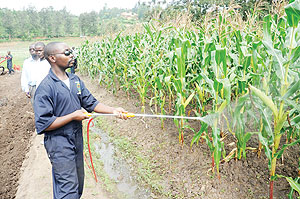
49;68;76;81
49;69;60;82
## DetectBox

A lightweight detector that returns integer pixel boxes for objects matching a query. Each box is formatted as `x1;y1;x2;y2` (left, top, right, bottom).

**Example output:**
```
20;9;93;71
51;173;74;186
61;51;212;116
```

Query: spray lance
84;112;217;125
83;111;218;182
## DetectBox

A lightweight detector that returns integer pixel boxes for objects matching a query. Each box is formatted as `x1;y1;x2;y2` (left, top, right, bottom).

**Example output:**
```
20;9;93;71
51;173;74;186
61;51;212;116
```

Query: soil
0;71;298;199
0;72;34;199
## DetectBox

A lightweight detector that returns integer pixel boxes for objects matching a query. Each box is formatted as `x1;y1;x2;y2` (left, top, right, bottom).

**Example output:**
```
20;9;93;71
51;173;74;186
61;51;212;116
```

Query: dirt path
15;132;109;199
0;72;34;199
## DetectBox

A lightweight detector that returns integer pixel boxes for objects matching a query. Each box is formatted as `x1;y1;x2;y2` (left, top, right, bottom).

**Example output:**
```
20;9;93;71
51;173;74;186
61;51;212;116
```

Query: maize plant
172;39;196;144
249;1;300;198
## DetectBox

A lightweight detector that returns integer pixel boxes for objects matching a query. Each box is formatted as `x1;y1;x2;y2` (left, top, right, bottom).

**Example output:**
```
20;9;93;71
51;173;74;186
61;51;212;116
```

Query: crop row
78;1;300;198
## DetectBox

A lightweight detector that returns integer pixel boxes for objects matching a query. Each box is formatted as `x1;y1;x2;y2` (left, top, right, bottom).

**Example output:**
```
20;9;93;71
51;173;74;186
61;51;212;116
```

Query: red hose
86;117;98;182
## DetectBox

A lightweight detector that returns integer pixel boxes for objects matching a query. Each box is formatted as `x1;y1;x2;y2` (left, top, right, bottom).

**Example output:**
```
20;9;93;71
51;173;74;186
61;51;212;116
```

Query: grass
82;120;126;199
0;37;87;67
89;117;170;198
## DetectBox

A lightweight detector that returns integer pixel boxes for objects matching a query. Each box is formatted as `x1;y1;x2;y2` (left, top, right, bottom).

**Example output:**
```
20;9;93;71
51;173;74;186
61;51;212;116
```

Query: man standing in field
21;42;51;105
21;43;38;102
34;42;51;88
34;42;128;199
5;51;14;74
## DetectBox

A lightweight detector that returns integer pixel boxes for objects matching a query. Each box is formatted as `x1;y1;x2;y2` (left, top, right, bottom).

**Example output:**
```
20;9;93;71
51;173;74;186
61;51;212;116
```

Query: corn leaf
275;139;300;159
215;48;227;74
219;78;231;103
217;100;228;113
250;85;279;117
291;115;300;125
258;133;272;167
262;40;285;81
184;92;195;108
191;122;208;147
263;15;272;42
291;46;300;63
212;127;222;174
278;175;300;194
285;0;300;28
283;80;300;99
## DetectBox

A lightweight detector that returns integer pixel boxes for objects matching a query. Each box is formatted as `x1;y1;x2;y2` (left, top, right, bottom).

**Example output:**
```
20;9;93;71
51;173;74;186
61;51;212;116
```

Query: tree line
0;0;282;40
0;6;138;40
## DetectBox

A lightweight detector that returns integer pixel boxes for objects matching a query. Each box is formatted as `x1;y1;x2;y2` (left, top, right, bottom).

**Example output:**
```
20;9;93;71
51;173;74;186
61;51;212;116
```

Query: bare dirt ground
0;72;34;199
0;71;298;199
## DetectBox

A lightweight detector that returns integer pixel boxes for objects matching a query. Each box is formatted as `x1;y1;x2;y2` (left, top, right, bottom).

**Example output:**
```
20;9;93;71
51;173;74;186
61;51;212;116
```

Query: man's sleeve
80;79;99;112
34;85;57;134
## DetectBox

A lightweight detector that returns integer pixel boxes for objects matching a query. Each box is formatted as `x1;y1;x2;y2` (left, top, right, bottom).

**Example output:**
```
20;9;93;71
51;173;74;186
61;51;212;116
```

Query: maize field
78;1;300;198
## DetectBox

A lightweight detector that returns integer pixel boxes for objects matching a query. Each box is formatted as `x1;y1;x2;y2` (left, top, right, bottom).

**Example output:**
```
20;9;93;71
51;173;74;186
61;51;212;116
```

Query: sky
0;0;172;16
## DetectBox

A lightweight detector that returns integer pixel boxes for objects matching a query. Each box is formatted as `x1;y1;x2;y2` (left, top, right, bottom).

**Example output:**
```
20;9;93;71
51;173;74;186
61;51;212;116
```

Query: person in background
34;42;51;88
34;42;128;199
21;43;38;102
21;42;51;105
70;46;77;74
6;51;14;74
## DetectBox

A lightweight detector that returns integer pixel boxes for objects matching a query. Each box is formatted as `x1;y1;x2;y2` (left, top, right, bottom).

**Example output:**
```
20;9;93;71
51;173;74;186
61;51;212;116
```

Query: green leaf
198;72;215;99
244;132;253;144
214;79;223;93
243;55;252;71
291;46;300;63
291;115;300;125
191;122;208;147
205;134;214;152
217;100;227;113
212;127;222;174
204;42;216;52
215;48;227;73
285;99;300;112
260;108;274;139
275;139;300;159
285;0;300;28
219;78;231;103
283;80;300;99
250;85;279;117
263;15;272;42
258;134;272;164
286;177;300;195
262;40;285;81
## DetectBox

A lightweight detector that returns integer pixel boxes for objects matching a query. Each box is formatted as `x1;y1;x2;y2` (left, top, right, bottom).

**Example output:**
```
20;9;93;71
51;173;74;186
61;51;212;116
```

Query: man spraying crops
33;42;128;199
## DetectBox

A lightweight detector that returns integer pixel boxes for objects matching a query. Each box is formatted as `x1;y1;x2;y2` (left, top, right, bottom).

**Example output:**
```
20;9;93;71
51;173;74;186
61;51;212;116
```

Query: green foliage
0;7;79;40
0;6;140;40
162;0;275;22
79;1;300;196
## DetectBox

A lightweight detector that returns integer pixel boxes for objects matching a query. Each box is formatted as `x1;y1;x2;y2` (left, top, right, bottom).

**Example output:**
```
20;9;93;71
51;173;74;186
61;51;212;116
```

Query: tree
79;12;99;36
1;9;17;39
164;0;279;22
132;1;151;20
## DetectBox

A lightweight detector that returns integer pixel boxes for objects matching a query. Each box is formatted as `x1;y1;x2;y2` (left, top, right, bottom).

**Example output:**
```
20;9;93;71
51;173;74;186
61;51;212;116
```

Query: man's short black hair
34;42;45;49
44;42;64;61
